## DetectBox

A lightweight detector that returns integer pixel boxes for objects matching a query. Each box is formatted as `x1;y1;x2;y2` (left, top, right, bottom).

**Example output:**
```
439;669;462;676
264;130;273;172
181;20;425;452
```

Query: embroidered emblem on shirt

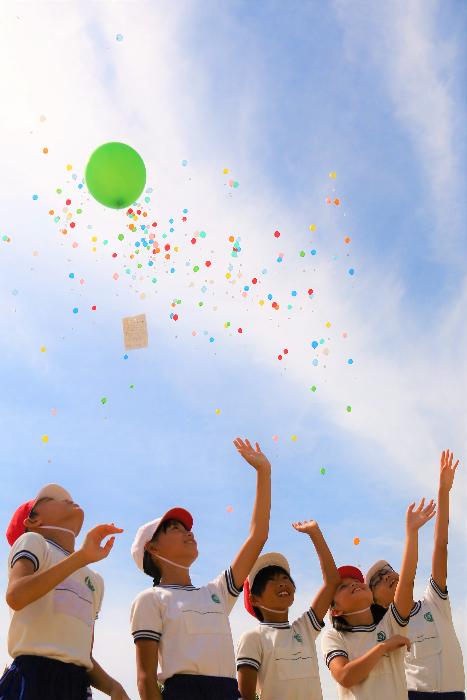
293;633;303;643
211;594;221;604
85;576;96;592
424;612;434;622
377;631;387;642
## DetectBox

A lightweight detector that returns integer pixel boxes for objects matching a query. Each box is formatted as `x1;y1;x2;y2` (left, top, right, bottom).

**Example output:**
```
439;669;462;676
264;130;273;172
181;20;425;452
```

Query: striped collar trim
260;621;291;629
156;584;199;590
45;539;71;556
347;623;377;632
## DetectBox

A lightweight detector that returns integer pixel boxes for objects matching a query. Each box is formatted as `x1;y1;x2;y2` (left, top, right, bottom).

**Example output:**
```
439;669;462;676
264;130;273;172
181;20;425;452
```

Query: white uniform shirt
405;576;465;692
321;604;408;700
130;568;242;682
236;607;324;700
7;532;103;669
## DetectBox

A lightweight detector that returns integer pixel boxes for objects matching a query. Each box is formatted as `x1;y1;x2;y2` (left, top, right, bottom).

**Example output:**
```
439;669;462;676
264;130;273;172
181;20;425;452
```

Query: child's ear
24;513;42;530
330;606;343;618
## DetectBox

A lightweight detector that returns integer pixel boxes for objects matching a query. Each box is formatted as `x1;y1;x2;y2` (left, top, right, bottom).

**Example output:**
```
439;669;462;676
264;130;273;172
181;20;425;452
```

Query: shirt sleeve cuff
390;602;409;627
132;630;162;643
430;576;448;600
307;607;325;631
225;567;243;597
237;657;260;671
11;550;40;572
325;650;348;667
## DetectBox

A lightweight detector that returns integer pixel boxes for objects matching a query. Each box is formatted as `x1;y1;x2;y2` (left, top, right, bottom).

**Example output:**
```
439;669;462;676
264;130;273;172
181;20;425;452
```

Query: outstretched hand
79;524;123;565
439;450;460;493
406;498;436;533
292;519;320;536
233;438;271;472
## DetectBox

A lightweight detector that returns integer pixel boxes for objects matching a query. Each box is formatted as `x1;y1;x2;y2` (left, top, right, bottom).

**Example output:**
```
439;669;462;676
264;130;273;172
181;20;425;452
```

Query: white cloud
333;0;466;260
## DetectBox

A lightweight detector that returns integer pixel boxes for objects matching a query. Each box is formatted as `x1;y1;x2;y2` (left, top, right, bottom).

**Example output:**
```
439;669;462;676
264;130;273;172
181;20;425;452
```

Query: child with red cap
365;450;465;699
0;483;130;700
321;497;436;700
129;437;271;700
236;518;340;700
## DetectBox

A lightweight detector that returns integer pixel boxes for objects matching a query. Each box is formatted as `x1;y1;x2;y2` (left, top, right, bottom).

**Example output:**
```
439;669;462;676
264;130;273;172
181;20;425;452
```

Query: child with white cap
366;450;465;699
321;498;436;700
0;483;129;700
130;437;271;700
236;518;340;700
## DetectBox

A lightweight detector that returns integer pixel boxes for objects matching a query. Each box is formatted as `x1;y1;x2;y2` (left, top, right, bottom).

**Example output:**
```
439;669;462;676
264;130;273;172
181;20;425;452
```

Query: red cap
6;500;35;546
243;578;255;617
338;565;364;583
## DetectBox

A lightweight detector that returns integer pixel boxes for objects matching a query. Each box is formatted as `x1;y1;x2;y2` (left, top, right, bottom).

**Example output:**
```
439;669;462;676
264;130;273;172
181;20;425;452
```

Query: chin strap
342;606;371;616
257;604;289;613
38;526;76;537
154;553;190;570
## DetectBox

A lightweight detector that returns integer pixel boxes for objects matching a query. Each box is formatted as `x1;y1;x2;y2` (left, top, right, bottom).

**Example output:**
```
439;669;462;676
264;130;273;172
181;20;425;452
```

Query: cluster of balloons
85;142;146;209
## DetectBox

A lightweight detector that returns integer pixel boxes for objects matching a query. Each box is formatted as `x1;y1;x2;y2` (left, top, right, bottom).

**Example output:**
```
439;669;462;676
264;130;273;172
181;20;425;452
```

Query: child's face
252;572;295;611
332;577;373;617
27;495;84;535
369;565;399;607
149;520;198;566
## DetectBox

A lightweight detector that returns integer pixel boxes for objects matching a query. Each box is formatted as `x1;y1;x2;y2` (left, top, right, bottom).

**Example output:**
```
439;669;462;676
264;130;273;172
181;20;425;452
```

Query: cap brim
365;560;392;586
338;565;364;583
158;507;193;533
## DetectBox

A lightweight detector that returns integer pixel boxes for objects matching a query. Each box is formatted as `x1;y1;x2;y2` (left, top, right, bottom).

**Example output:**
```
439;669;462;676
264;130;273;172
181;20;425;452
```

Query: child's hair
143;519;182;586
330;602;387;631
250;565;296;621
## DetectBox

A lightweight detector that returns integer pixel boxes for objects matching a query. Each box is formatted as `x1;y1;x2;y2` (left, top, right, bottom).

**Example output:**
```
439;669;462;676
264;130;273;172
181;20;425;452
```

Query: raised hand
292;519;320;536
406;498;436;533
79;524;123;565
233;438;271;472
439;450;460;493
383;634;411;653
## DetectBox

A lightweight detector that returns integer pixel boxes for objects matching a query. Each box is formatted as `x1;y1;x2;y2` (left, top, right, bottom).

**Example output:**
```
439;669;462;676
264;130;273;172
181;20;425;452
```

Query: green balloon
85;142;146;209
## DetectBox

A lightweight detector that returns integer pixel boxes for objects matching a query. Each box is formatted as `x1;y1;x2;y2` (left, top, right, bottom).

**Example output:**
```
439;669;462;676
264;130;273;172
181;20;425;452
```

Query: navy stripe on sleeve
132;630;161;643
390;602;409;627
307;607;325;631
237;657;260;671
325;650;348;667
11;551;40;572
430;576;448;600
225;567;243;597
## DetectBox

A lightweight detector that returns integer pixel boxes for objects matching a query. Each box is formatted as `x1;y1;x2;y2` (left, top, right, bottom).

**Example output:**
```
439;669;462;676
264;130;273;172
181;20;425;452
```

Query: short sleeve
387;601;410;633
210;568;243;614
321;626;349;668
236;629;262;671
8;532;48;574
130;589;162;644
94;573;104;620
294;607;325;641
422;576;451;619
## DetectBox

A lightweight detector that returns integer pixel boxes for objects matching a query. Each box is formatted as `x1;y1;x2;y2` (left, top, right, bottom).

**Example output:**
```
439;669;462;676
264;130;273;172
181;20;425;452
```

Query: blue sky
0;2;465;698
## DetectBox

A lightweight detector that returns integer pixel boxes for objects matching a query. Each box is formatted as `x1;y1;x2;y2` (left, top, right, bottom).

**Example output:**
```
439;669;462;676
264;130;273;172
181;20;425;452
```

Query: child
322;497;436;699
236;518;340;700
130;437;271;700
366;450;465;699
0;483;129;700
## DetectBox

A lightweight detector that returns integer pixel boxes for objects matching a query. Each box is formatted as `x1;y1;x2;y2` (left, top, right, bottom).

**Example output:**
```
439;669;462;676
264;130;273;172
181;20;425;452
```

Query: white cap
35;484;73;503
365;560;393;587
247;552;290;588
131;507;193;572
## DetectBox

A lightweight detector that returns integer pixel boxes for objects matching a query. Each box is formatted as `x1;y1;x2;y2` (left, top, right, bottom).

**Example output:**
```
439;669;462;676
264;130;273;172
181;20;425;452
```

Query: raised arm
329;635;410;688
432;449;459;592
6;524;122;610
230;438;271;590
292;519;340;621
394;498;436;619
